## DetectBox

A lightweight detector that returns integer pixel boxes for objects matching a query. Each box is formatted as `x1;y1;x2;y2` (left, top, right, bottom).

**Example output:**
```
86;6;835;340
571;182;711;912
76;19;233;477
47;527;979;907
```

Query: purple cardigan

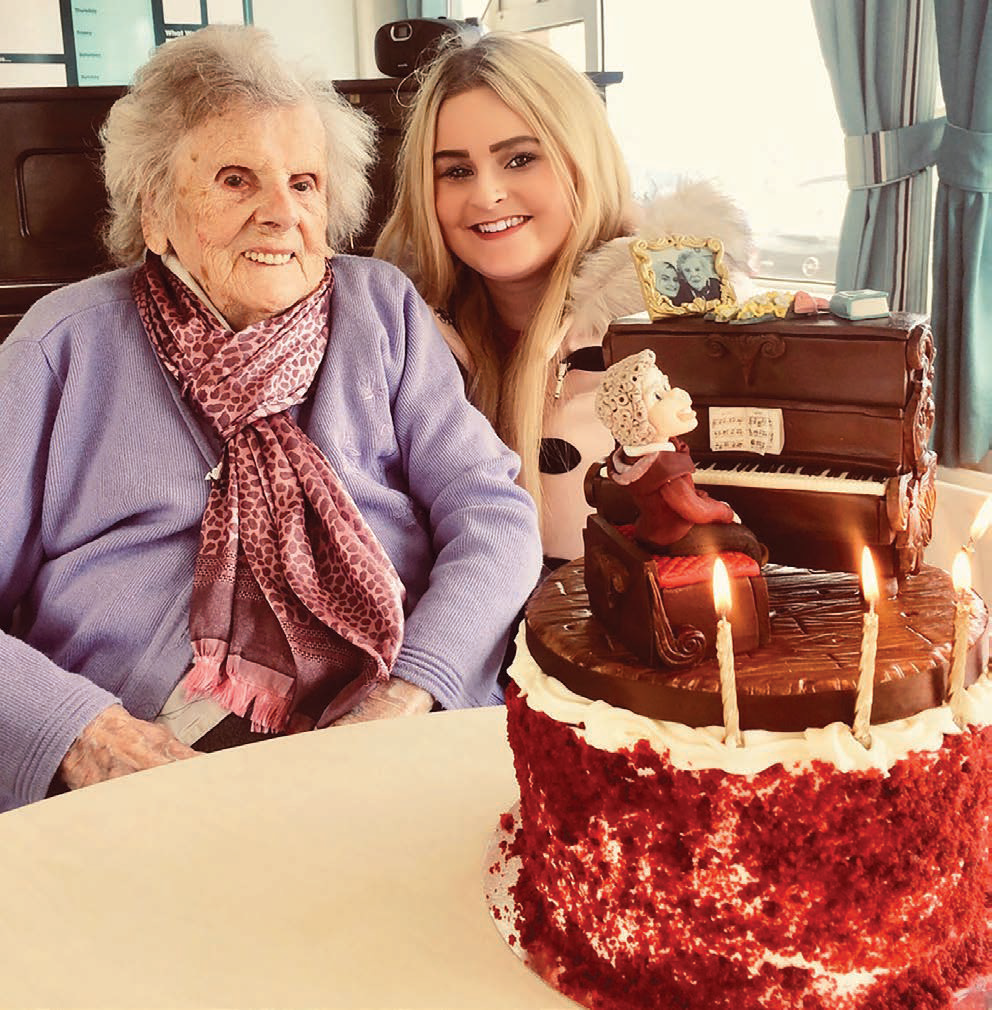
0;256;541;811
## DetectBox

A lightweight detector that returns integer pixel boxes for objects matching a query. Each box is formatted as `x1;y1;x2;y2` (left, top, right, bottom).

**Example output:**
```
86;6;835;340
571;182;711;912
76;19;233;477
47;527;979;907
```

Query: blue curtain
931;1;992;467
812;0;942;312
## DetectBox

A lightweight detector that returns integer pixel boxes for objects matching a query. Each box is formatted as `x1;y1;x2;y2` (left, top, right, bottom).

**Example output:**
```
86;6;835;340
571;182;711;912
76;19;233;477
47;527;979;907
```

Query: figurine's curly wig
100;25;375;265
595;349;663;446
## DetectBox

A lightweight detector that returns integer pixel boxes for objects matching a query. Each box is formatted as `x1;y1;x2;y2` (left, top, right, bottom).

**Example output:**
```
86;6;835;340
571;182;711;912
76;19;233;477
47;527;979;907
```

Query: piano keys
691;461;888;496
595;311;936;589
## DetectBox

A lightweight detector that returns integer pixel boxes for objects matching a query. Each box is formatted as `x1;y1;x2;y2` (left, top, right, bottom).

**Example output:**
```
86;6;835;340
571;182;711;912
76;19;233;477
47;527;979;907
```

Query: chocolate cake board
526;561;991;733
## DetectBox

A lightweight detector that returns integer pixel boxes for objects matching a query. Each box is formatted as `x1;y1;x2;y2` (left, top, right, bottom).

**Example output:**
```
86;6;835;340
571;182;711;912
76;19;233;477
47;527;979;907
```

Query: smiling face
656;261;681;298
142;101;330;330
681;252;711;292
645;367;697;441
432;86;574;307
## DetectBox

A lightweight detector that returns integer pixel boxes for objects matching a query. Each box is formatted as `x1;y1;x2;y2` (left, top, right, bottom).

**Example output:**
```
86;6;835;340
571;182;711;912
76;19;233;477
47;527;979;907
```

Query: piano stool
583;514;771;670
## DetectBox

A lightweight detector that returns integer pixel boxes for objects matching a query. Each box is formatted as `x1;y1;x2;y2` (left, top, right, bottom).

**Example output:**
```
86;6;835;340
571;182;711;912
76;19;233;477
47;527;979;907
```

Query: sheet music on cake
709;407;784;455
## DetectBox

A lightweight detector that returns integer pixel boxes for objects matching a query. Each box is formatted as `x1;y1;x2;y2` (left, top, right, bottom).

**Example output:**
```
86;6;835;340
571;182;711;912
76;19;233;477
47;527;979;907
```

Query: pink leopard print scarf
133;255;404;732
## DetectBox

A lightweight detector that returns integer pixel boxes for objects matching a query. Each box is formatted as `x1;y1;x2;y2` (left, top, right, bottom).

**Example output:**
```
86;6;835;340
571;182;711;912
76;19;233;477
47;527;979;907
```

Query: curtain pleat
931;0;992;466
811;0;940;313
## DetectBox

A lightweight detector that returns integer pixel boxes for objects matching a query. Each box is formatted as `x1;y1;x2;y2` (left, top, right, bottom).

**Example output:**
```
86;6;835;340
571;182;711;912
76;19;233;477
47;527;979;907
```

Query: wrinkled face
433;86;573;296
142;102;330;330
682;253;710;291
645;367;697;441
656;261;680;298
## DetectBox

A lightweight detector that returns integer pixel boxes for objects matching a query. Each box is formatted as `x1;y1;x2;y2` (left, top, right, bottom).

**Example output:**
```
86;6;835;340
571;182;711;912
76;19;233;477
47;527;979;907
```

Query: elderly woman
0;26;541;811
676;248;723;303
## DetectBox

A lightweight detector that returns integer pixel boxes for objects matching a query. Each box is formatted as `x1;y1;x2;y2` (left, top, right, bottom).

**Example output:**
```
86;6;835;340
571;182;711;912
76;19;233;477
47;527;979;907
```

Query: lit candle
965;495;992;553
949;550;972;728
853;547;879;749
712;558;743;747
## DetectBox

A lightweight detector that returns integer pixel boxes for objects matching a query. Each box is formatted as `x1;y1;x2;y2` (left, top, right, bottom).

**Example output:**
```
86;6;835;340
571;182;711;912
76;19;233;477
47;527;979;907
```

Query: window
602;2;845;289
468;0;848;290
478;0;602;73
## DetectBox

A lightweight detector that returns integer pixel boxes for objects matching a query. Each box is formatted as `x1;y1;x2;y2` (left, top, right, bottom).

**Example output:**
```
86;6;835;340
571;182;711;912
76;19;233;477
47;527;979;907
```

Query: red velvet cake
500;562;992;1010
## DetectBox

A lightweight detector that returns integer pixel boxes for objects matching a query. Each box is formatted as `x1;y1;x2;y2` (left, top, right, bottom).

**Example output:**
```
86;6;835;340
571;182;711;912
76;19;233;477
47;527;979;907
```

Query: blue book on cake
829;289;890;320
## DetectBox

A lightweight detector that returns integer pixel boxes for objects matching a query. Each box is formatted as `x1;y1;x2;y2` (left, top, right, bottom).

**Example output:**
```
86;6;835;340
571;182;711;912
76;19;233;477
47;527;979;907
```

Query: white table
0;707;572;1010
3;478;987;1009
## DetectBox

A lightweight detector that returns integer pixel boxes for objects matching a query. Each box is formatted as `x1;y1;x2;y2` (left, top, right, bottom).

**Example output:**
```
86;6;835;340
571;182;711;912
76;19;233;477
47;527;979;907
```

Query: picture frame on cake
631;235;736;318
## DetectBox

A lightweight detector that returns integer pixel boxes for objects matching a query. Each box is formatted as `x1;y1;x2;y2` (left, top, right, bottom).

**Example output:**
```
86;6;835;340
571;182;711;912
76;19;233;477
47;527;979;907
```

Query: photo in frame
631;235;737;318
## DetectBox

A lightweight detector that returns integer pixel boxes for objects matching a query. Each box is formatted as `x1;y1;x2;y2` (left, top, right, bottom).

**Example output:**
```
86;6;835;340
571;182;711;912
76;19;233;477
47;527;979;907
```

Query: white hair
100;25;375;264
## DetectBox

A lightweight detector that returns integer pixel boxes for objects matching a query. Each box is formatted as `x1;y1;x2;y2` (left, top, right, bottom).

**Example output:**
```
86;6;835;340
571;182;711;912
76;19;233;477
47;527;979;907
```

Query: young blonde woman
376;33;753;566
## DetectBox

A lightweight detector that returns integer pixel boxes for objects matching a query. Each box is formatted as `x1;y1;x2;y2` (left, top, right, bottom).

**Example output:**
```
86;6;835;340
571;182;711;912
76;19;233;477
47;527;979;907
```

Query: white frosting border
508;629;992;775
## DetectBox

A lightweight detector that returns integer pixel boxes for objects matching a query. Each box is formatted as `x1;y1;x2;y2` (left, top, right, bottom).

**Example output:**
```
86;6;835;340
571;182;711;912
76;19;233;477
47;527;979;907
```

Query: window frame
483;0;603;72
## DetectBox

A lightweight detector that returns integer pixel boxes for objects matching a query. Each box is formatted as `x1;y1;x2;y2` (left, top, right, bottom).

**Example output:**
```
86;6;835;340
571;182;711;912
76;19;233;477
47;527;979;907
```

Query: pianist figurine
594;349;767;565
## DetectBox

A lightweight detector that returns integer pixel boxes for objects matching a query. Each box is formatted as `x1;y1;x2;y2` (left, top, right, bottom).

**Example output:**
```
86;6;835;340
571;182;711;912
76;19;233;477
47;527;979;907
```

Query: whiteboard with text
0;0;252;87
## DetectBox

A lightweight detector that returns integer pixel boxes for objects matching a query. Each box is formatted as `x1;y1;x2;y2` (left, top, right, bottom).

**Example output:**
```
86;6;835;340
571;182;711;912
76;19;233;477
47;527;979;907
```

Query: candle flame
861;546;879;608
953;549;972;594
969;496;992;544
713;557;731;617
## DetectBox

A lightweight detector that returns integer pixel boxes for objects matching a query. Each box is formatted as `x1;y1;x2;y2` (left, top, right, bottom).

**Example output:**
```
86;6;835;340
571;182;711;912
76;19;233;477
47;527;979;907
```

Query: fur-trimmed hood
564;178;755;352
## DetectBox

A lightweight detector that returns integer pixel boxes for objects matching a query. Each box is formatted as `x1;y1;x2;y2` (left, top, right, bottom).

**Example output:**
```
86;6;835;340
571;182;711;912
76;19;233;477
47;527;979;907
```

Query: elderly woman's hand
57;704;199;791
330;678;434;727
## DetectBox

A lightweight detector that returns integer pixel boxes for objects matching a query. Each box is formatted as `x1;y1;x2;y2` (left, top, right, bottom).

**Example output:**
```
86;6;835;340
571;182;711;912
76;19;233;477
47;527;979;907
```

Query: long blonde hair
375;33;632;517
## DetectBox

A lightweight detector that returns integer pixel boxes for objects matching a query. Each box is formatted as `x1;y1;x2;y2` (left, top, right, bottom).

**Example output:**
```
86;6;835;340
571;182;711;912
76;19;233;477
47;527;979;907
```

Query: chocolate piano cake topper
601;311;937;588
593;348;766;566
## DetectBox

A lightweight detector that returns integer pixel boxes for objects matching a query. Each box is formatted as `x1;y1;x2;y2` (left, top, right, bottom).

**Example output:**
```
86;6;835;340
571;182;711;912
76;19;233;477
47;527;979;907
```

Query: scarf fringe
184;644;292;734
